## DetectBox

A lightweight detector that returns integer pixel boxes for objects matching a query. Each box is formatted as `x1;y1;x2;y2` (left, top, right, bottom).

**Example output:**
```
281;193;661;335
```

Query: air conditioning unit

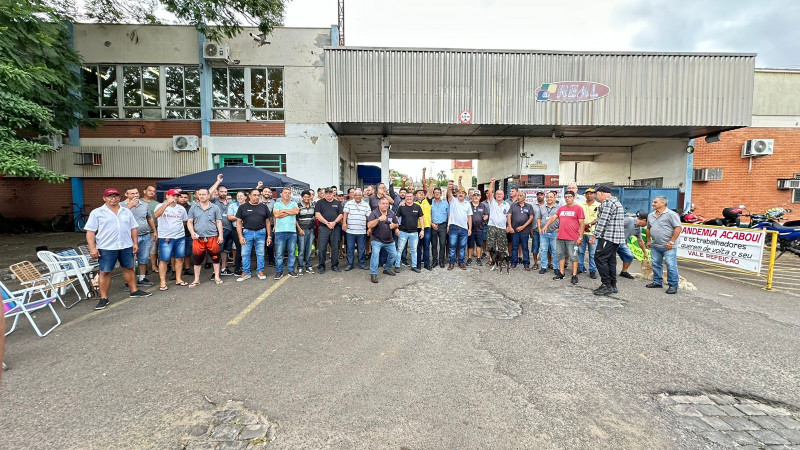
741;139;774;157
37;134;63;150
778;178;800;190
173;135;200;152
203;42;230;60
693;168;723;181
73;152;102;166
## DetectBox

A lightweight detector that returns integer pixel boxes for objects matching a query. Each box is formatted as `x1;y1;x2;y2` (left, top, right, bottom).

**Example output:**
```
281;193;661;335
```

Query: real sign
536;81;610;102
677;225;766;273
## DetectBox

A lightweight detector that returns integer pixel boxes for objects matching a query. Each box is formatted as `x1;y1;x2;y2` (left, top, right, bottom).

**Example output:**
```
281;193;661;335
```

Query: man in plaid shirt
589;186;625;296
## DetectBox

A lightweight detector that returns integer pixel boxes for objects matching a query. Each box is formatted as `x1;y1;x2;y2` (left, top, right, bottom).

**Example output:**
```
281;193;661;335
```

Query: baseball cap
584;188;596;193
636;210;649;220
103;188;120;196
166;188;181;196
337;190;344;195
595;186;611;194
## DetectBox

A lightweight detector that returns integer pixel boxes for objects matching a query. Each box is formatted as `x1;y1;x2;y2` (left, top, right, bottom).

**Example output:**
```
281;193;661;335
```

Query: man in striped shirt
343;188;371;271
296;190;316;275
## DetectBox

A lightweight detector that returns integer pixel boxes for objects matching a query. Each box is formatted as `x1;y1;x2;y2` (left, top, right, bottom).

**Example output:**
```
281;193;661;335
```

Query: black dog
490;249;510;274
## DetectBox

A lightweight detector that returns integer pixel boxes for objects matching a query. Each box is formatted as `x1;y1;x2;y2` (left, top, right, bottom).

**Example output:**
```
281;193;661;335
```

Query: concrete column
198;31;213;169
520;137;561;185
381;137;391;185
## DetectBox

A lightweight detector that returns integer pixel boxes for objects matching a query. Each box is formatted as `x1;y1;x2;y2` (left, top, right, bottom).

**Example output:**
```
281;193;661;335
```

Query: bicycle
51;203;90;232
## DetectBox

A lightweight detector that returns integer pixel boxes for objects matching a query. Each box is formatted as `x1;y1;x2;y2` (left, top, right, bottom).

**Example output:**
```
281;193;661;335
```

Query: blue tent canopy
156;165;310;194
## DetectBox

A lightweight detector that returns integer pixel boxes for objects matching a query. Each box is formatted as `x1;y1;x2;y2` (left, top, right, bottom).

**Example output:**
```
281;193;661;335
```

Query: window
793;189;800;203
633;177;664;188
213;67;284;121
83;64;200;120
165;66;201;119
252;154;286;173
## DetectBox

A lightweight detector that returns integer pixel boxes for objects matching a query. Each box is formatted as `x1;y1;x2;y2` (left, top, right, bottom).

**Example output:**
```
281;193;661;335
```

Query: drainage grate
658;392;800;447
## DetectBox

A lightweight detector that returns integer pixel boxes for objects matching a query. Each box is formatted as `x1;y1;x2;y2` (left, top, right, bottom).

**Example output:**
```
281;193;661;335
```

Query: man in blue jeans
536;192;559;274
508;189;534;270
295;190;316;275
395;192;425;273
235;189;272;282
646;196;683;294
272;187;300;280
578;188;600;279
446;178;472;270
367;197;399;283
342;188;371;271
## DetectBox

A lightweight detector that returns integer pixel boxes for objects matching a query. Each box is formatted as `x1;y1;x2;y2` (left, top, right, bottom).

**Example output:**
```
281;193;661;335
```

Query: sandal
175;281;189;286
214;279;224;285
188;282;200;288
159;285;169;291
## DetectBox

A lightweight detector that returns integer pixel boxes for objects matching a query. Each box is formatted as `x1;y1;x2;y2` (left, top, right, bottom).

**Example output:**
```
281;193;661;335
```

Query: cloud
618;0;800;68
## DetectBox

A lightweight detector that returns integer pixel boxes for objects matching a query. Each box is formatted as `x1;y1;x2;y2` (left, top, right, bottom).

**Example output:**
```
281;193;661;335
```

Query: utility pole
338;0;345;46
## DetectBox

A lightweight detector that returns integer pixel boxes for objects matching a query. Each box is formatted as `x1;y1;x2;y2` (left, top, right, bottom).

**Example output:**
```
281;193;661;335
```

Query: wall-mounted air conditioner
778;178;800;189
693;168;723;181
741;139;774;157
74;152;102;166
37;134;63;150
203;42;230;60
173;135;200;152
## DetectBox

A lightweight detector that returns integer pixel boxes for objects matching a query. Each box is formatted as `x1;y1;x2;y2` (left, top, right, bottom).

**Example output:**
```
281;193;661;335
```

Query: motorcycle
681;203;706;224
702;205;746;227
748;208;800;259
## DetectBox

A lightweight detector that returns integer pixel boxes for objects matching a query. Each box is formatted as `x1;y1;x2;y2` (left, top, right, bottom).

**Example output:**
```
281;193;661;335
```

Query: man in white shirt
446;176;472;270
154;188;189;290
85;188;153;310
342;188;372;271
485;178;512;268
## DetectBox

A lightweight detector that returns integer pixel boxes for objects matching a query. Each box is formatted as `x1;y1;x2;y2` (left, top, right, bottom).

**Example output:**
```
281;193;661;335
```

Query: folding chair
77;244;100;269
2;281;61;337
37;250;91;299
9;261;83;309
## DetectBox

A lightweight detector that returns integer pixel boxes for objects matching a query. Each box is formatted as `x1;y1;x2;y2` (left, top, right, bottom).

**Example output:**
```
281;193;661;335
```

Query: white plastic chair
2;281;61;337
37;250;91;299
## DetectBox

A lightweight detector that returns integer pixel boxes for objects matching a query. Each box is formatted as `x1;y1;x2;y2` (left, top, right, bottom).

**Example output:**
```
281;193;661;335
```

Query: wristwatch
668;240;675;245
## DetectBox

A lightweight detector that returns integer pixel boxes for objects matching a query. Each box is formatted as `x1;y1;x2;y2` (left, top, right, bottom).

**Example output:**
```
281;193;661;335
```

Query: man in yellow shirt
579;188;600;279
416;169;435;270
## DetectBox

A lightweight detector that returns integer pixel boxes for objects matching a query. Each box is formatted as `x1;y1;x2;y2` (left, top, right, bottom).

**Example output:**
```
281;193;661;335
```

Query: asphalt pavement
2;256;800;449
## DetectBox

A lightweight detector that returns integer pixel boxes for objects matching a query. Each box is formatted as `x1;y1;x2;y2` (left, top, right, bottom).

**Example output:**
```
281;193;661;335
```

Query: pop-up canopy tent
156;165;310;194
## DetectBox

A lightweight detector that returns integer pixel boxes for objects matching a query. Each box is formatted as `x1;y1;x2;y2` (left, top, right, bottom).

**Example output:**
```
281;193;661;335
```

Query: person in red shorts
542;190;585;285
187;188;224;287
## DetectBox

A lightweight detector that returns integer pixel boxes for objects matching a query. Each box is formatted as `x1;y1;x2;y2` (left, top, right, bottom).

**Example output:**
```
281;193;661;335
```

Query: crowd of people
83;170;684;310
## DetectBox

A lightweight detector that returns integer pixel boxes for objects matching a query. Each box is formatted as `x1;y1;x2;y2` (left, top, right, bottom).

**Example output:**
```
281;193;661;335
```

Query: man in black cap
589;186;625;295
618;211;648;279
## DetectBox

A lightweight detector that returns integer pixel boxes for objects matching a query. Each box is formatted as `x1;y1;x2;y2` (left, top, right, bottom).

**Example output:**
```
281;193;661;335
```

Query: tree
0;0;97;182
436;170;447;183
46;0;287;41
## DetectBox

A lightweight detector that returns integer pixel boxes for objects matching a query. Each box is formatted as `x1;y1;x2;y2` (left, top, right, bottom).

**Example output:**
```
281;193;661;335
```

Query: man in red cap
85;188;153;310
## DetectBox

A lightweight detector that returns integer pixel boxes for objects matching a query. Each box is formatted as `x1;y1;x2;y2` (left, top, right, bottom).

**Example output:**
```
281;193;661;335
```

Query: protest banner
519;187;564;205
676;224;766;273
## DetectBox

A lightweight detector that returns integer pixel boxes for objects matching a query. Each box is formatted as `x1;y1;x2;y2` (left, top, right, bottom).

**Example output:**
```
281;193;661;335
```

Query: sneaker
394;267;401;274
297;269;304;276
411;267;421;273
645;282;663;288
619;272;634;279
220;269;234;276
318;268;326;275
571;275;578;285
371;275;378;283
331;266;341;273
425;265;432;271
289;271;298;278
130;290;152;298
553;271;564;280
538;268;547;274
257;272;267;280
466;258;472;266
401;261;410;267
267;262;275;267
359;266;369;270
611;286;619;294
237;273;252;282
589;271;597;279
233;271;243;277
274;273;284;280
593;285;612;296
94;298;109;310
344;266;353;271
137;277;155;286
305;267;315;274
666;285;678;294
383;269;396;276
476;259;483;266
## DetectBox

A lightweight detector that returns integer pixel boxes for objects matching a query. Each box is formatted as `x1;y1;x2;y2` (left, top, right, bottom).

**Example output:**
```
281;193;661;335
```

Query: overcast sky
283;0;799;178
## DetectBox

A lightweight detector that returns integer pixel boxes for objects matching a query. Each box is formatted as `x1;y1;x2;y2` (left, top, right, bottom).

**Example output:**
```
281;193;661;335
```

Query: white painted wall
752;115;800;127
74;24;199;64
338;138;358;186
560;151;633;185
209;124;338;189
630;140;687;188
477;138;519;183
519;137;560;176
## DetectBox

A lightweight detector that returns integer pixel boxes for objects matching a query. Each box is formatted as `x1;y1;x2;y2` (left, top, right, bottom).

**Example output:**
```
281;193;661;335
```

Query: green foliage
50;0;288;41
0;0;97;182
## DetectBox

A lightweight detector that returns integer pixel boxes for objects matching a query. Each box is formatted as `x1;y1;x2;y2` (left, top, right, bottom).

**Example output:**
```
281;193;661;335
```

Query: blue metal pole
198;31;212;169
685;138;695;213
66;21;84;230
